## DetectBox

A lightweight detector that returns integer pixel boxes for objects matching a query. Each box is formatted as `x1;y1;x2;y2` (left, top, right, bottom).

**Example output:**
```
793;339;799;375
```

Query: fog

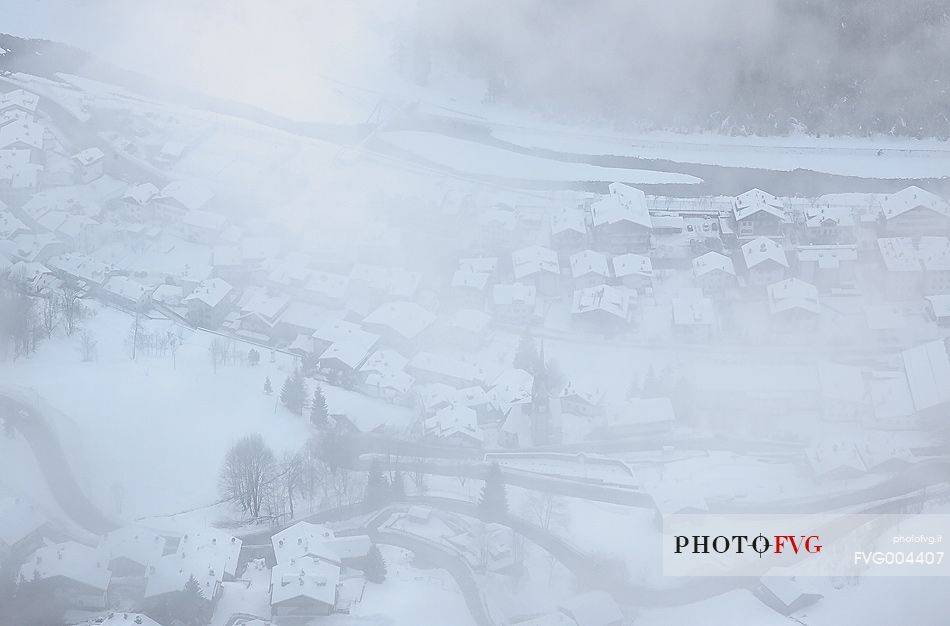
2;2;950;626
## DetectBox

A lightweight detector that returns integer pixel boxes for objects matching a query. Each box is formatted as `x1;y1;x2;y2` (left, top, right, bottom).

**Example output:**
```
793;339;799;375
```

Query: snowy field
0;304;413;522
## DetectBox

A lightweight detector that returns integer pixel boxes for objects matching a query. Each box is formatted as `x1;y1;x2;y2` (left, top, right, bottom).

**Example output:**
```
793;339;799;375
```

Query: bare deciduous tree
78;329;98;362
218;433;276;520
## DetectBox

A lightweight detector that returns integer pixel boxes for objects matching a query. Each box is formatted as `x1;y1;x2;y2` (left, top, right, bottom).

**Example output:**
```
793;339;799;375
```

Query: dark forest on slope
417;0;950;138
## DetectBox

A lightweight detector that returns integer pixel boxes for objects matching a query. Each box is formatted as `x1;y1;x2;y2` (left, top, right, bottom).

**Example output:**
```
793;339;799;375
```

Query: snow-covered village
2;2;950;625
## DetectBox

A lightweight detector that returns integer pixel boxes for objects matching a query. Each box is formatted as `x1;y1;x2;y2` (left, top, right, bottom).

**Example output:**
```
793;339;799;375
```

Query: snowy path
0;391;120;536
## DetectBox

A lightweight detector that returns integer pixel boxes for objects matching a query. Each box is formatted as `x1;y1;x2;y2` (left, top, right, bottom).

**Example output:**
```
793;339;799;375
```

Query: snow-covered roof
559;381;605;407
805;205;855;228
741;236;788;270
881;185;950;220
144;550;224;599
612;253;654;279
98;526;166;569
490;368;534;409
869;370;916;420
0;118;44;150
767;278;820;315
19;541;111;592
733;188;786;222
879;236;950;272
360;348;409;376
901;338;950;411
272;522;337;564
409;352;486;385
571;284;630;320
103;275;149;302
238;285;290;321
0;147;40;189
183;278;232;308
0;496;45;547
363;301;436;340
151;283;184;306
569;249;609;279
159;180;214;211
692;251;735;278
175;529;242;577
425;404;482;442
270;556;340;607
513;245;560;279
493;283;536;306
672;288;715;326
0;89;39;113
451;269;490;290
306;270;348;300
608;182;651;225
318;331;379;369
47;252;110;285
183;209;227;232
71;147;105;166
591;188;652;230
550;208;587;236
123;182;160;206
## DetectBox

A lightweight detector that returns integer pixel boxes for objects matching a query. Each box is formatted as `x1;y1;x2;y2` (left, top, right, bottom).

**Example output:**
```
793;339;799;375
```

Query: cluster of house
1;495;380;625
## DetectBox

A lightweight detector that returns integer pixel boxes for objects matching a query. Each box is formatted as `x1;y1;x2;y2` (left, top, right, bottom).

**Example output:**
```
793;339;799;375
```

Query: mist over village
2;2;950;625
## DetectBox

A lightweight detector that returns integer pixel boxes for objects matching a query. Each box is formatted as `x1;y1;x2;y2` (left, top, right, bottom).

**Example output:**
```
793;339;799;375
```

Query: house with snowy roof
182;278;234;328
228;285;292;340
550;208;588;255
71;147;105;183
0;89;40;121
0;147;41;201
767;278;820;330
97;526;167;577
804;204;856;245
272;522;371;569
269;556;341;620
358;349;414;402
571;284;631;329
436;308;493;351
117;182;160;222
611;252;654;293
692;251;736;297
155;180;215;220
450;267;492;309
558;381;606;418
732;188;787;240
901;338;950;420
879;186;950;237
796;244;858;292
741;236;789;287
671;288;716;341
102;275;151;309
19;540;112;610
313;321;380;382
424;404;483;447
513;245;561;297
876;236;950;299
591;184;653;253
569;249;609;290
